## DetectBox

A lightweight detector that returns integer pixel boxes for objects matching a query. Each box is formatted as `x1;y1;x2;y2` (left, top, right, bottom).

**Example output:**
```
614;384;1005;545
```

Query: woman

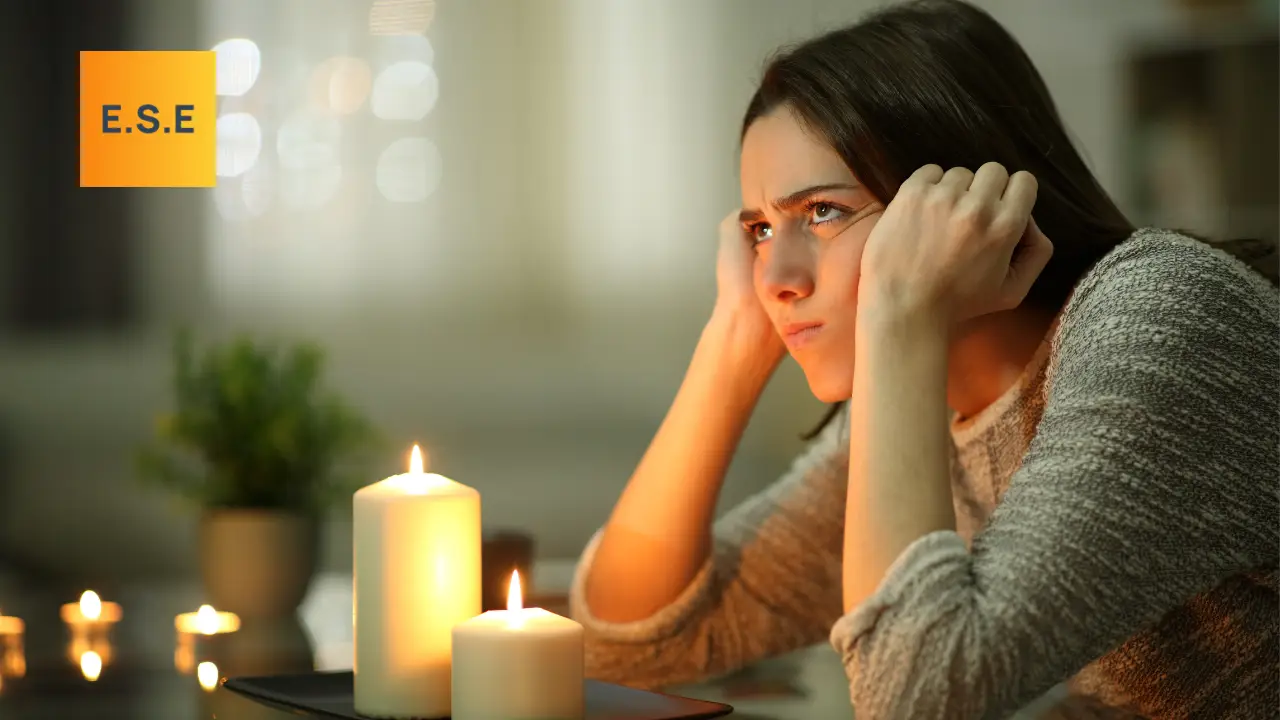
569;1;1278;718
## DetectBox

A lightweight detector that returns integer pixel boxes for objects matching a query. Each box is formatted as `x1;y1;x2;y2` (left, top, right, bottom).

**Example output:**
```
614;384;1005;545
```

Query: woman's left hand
858;162;1054;327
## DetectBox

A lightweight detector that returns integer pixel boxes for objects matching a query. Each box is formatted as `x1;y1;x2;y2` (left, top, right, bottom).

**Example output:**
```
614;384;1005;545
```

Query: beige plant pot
199;509;319;618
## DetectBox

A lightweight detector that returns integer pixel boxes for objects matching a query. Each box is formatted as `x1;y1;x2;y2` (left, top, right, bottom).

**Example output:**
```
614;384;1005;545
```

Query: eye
808;202;844;224
747;223;773;244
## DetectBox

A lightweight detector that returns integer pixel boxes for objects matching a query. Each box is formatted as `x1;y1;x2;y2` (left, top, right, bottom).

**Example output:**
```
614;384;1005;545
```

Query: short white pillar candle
354;445;482;719
452;570;585;720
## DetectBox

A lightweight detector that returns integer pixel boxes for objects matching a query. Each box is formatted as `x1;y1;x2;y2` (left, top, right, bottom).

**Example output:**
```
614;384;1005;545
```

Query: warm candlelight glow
80;591;102;622
197;661;219;692
0;609;23;636
507;570;523;612
196;605;218;634
61;591;121;626
67;633;113;667
1;637;25;680
80;651;102;681
174;638;195;675
175;604;240;636
386;444;452;495
410;444;426;474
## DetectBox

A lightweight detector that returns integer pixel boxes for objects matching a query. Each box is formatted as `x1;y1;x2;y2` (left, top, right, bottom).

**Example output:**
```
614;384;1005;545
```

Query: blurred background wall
0;0;1275;582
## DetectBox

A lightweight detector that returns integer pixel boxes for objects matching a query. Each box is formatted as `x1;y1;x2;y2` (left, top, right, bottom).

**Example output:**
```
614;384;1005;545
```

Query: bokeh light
212;38;261;97
376;137;442;202
369;0;437;35
310;56;373;115
216;112;263;178
371;62;438;121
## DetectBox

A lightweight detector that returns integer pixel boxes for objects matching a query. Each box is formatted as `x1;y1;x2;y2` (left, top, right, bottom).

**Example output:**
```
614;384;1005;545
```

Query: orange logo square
79;51;216;187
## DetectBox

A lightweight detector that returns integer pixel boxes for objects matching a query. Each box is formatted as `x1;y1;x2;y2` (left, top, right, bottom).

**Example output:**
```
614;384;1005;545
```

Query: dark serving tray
223;670;735;719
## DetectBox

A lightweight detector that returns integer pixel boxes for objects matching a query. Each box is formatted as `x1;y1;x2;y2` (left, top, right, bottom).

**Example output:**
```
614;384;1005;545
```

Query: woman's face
739;106;885;402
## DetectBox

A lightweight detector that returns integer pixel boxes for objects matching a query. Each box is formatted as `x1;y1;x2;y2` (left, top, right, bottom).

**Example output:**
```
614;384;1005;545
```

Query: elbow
838;602;1015;719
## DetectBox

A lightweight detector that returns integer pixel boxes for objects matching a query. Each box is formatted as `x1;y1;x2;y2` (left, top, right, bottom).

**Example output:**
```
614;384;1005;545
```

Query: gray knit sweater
569;229;1279;719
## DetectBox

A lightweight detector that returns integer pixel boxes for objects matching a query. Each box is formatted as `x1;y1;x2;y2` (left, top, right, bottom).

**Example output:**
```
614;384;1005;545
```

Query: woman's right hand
712;210;786;366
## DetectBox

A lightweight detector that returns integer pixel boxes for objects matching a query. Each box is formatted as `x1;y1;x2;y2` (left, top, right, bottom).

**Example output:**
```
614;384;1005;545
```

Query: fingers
939;166;975;192
1004;217;1054;305
908;164;945;186
999;170;1037;222
969;162;1010;201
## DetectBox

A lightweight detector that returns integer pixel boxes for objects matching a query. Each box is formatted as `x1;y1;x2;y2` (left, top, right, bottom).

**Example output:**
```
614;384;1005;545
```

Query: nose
760;237;815;303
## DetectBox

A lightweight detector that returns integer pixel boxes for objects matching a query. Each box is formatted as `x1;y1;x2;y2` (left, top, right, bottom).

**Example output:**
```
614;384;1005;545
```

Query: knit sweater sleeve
568;408;848;690
829;231;1280;718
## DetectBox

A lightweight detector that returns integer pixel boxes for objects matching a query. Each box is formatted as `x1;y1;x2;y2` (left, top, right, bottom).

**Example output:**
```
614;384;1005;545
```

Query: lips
781;321;824;349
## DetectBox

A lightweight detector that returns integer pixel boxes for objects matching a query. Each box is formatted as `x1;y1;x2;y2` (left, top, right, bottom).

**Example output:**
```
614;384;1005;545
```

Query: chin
802;367;853;404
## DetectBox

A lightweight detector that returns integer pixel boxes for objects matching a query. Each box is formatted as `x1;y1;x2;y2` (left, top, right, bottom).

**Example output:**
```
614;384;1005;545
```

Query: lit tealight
61;591;122;627
197;661;220;692
0;609;23;637
175;605;240;636
80;651;103;682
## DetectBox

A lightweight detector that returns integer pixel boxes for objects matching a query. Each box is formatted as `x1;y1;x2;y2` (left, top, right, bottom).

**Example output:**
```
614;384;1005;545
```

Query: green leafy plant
137;331;383;514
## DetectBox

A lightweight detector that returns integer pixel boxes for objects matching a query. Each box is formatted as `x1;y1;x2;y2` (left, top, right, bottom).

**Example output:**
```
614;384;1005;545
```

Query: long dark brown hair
739;0;1137;439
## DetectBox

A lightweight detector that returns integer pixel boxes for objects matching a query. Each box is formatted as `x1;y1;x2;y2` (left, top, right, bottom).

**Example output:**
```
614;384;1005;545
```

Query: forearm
843;305;954;612
586;307;778;622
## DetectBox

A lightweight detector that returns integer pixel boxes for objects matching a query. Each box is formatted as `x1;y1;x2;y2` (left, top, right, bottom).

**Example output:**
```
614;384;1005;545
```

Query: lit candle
451;570;584;720
176;605;241;636
0;609;22;637
80;650;103;682
197;661;220;692
60;591;122;629
353;444;482;719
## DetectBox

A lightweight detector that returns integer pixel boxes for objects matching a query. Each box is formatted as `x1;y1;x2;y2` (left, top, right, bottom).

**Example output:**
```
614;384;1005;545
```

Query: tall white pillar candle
452;571;585;720
354;445;482;718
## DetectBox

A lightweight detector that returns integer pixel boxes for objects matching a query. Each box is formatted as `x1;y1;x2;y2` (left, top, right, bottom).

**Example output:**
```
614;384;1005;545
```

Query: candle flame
79;591;102;622
409;444;426;474
80;651;102;681
506;570;523;612
197;661;219;692
195;605;219;635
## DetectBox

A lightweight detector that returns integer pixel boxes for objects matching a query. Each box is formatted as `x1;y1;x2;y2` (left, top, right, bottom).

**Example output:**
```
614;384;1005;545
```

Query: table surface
0;569;854;720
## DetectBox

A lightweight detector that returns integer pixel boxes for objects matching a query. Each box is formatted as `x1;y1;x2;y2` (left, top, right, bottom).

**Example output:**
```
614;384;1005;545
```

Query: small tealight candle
61;591;121;629
451;570;584;720
176;605;240;636
0;609;23;637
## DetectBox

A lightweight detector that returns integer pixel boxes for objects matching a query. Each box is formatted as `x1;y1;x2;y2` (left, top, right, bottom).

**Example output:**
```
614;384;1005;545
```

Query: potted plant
137;331;381;618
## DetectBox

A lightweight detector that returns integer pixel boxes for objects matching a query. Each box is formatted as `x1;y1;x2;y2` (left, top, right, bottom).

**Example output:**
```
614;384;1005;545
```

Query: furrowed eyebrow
739;183;859;224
